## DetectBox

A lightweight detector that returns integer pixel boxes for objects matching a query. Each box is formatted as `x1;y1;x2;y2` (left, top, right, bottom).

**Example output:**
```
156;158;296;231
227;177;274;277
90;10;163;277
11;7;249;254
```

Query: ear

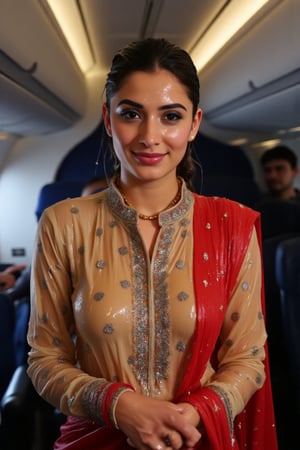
189;108;202;141
102;103;112;137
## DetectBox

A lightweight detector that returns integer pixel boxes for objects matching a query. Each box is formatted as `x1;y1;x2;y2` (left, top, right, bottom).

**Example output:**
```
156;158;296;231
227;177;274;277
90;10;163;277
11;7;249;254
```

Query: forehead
264;159;292;169
114;69;191;103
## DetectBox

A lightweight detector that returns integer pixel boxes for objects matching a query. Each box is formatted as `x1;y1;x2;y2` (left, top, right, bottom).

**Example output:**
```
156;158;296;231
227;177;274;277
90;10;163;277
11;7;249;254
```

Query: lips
133;152;167;165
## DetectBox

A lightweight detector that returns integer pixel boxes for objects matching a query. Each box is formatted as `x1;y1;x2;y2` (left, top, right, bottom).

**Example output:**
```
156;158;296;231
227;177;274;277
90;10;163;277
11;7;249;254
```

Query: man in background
257;145;300;204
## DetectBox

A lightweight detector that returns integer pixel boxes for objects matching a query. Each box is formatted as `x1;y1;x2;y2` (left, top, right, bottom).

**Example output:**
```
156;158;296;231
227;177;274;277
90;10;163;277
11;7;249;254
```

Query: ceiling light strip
45;0;94;73
190;0;269;72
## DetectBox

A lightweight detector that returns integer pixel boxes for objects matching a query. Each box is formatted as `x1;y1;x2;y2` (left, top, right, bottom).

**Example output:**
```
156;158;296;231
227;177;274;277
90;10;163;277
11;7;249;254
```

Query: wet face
263;158;298;195
102;69;202;184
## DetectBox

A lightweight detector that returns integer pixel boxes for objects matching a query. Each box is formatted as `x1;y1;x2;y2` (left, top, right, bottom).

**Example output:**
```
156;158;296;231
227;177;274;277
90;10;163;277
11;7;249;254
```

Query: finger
163;431;183;449
6;264;26;274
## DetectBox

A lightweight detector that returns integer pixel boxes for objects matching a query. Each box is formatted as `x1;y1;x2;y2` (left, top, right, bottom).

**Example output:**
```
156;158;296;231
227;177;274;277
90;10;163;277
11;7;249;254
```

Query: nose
138;117;160;148
266;169;279;179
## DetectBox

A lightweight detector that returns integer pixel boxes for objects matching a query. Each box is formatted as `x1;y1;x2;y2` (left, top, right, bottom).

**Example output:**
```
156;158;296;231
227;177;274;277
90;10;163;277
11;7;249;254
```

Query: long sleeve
27;205;133;425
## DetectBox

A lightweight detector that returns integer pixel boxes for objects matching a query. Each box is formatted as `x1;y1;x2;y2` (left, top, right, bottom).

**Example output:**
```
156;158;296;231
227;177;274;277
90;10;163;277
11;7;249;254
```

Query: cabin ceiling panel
80;0;225;71
0;0;86;114
153;0;226;50
0;0;299;142
80;0;145;68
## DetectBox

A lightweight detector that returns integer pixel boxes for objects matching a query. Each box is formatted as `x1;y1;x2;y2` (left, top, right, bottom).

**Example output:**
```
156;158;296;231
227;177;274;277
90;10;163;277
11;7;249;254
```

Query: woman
27;38;278;450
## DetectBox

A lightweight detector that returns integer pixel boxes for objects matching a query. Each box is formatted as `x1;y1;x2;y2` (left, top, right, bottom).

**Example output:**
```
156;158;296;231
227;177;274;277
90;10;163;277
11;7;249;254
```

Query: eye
163;111;182;122
119;109;141;120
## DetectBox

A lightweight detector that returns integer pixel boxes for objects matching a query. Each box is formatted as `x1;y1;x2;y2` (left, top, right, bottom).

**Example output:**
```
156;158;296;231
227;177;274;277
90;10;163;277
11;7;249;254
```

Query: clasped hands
115;391;202;450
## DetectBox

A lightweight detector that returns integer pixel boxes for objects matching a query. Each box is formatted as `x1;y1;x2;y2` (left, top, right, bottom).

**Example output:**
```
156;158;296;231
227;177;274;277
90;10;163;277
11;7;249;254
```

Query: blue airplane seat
262;233;300;448
256;200;300;240
192;134;262;207
35;180;85;220
276;236;300;424
0;293;15;399
198;174;261;207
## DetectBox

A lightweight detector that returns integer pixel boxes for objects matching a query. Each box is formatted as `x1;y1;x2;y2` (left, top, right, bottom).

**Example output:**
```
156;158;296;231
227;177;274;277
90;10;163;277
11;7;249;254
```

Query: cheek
111;123;134;151
163;127;190;149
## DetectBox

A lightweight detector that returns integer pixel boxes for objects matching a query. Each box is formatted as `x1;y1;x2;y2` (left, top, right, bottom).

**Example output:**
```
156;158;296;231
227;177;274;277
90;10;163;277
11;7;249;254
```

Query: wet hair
260;146;298;169
104;38;200;189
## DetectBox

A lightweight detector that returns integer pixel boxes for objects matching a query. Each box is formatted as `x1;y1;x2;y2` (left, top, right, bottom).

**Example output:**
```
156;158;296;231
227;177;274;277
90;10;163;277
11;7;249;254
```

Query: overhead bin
0;71;80;135
205;70;300;133
0;0;88;134
200;0;300;133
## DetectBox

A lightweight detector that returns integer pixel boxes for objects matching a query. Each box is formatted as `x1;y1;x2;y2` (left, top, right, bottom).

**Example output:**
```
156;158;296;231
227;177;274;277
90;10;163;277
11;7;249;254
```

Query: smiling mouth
133;152;167;164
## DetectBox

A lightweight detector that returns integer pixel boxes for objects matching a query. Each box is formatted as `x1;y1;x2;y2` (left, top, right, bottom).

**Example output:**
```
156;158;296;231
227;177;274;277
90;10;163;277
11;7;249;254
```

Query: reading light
251;139;281;149
45;0;94;73
229;138;249;146
190;0;269;72
0;132;10;140
288;126;300;133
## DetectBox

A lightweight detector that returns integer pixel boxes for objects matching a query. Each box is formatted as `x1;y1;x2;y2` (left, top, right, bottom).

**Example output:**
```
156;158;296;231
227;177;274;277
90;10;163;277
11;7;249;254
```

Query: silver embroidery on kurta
106;181;193;395
96;227;103;237
94;292;104;301
96;260;105;269
177;291;189;301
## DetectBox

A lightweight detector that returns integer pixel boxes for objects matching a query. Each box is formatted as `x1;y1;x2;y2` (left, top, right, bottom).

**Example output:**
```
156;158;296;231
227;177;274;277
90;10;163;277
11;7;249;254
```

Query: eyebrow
116;99;187;111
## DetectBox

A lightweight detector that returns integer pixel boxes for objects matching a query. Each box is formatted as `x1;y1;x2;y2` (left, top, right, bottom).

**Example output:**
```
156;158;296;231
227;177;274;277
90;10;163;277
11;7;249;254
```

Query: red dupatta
55;195;278;450
175;195;278;450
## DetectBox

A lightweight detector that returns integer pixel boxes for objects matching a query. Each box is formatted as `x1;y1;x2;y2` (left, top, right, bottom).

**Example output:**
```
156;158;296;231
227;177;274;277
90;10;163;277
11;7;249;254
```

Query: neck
272;186;297;200
117;178;182;220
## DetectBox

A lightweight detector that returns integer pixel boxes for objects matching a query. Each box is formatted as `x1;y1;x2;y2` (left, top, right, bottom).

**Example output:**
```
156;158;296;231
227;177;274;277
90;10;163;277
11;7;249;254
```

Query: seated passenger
0;265;31;396
4;265;30;303
0;264;27;291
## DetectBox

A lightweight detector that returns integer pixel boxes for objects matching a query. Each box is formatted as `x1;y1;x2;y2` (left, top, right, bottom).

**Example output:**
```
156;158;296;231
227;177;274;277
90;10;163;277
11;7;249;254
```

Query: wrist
110;386;135;429
101;382;135;429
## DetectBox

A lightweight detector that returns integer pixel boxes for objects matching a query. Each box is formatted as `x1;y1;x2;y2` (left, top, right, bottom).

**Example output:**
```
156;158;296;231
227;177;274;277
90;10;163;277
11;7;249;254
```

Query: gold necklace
118;178;182;221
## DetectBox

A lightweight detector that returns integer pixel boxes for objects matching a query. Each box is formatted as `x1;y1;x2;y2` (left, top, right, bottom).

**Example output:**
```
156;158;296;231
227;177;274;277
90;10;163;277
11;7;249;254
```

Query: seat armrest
1;365;36;415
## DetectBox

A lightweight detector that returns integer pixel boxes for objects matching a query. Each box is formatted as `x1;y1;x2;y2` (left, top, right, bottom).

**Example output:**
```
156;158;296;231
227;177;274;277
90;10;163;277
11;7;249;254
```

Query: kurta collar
106;179;194;226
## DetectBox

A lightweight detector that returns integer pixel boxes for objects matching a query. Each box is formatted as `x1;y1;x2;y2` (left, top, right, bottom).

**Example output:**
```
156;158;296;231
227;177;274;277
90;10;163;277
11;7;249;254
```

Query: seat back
191;134;262;208
35;180;84;220
262;233;300;448
276;236;300;419
256;200;300;239
199;175;261;207
0;294;15;398
262;233;300;338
